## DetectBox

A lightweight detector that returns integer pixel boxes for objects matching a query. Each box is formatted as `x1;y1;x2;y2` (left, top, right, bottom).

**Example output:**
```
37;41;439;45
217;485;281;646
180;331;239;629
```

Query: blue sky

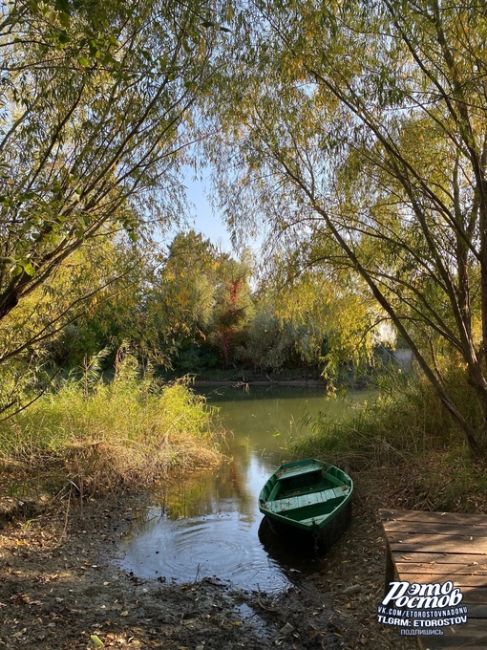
184;169;233;252
181;166;264;255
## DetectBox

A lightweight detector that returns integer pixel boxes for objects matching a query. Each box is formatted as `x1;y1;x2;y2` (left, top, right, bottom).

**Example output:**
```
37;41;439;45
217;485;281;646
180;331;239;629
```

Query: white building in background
373;319;413;371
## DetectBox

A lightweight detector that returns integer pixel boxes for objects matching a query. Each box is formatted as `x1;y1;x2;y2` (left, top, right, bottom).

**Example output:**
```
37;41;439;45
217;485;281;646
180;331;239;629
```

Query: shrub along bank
0;354;222;497
292;370;487;512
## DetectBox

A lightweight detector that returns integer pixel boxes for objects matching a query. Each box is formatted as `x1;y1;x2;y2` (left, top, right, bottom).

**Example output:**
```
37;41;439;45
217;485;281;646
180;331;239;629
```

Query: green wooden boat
258;459;353;547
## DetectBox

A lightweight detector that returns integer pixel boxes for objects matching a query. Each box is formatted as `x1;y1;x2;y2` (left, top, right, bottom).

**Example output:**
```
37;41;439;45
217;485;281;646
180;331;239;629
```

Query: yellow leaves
88;633;143;648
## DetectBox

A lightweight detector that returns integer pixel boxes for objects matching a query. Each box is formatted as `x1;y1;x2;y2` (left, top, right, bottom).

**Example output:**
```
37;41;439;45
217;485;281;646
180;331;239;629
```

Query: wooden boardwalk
380;509;487;649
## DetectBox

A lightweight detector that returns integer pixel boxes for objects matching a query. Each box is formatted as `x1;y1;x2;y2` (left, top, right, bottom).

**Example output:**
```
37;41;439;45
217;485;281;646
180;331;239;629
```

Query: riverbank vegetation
49;230;383;383
293;368;487;511
0;352;220;496
0;0;232;493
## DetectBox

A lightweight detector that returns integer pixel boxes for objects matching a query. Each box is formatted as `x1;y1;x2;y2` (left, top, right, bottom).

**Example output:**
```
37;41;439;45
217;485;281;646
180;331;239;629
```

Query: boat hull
263;500;352;552
258;459;353;550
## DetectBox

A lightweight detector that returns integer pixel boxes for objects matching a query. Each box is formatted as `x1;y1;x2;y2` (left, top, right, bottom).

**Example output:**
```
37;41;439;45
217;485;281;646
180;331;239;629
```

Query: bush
291;368;487;511
0;352;221;495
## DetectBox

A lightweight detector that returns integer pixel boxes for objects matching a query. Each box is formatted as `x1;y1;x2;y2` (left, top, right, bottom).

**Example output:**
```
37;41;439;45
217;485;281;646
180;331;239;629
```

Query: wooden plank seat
275;461;323;480
264;488;344;513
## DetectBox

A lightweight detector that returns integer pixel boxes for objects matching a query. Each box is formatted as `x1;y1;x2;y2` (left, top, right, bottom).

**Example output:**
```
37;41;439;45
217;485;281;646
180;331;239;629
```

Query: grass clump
292;369;487;512
0;352;222;495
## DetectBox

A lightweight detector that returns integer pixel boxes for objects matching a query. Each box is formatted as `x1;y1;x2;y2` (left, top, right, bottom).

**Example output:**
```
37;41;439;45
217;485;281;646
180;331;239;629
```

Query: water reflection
118;387;374;591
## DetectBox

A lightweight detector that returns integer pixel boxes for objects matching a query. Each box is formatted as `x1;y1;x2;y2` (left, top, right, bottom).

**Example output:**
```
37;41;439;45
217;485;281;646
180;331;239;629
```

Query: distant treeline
46;231;388;382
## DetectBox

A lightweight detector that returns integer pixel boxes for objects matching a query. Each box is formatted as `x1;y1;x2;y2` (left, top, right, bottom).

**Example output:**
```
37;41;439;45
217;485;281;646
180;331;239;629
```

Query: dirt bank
0;480;412;649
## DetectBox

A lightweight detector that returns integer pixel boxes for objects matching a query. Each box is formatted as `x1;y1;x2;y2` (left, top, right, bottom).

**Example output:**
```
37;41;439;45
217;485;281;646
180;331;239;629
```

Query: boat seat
265;487;348;514
276;463;322;480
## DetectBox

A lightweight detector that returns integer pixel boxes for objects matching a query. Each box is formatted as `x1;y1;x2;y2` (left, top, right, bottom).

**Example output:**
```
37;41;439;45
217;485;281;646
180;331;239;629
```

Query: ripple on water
116;386;371;592
118;510;294;592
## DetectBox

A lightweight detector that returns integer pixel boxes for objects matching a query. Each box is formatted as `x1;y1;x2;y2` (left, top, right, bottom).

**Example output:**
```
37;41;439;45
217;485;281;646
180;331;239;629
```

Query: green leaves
20;262;36;277
77;55;90;67
54;0;71;16
209;0;487;450
0;0;226;338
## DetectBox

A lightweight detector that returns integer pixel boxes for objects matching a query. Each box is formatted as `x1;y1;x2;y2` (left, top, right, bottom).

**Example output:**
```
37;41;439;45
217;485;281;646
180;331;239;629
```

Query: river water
118;386;374;591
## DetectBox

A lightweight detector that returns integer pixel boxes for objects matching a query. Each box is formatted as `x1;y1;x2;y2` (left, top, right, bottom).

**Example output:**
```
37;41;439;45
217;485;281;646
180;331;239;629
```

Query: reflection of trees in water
227;459;254;516
149;390;374;520
212;388;377;451
150;456;254;519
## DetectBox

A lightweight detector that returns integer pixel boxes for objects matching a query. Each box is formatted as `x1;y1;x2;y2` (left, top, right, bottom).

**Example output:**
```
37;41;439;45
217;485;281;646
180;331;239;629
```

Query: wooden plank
387;527;487;543
394;573;487;587
381;510;487;647
392;551;487;565
403;574;487;586
387;533;487;545
395;555;487;576
395;563;487;577
390;541;487;554
456;588;487;603
383;521;487;536
464;604;487;618
380;509;487;526
382;515;487;528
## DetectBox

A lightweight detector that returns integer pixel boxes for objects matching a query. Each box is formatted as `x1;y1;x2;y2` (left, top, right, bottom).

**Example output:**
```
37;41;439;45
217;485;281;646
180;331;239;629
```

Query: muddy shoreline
0;476;412;649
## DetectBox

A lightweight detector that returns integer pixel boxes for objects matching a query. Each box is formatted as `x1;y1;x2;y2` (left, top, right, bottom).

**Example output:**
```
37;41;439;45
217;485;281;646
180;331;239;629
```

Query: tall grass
292;369;487;511
0;353;222;495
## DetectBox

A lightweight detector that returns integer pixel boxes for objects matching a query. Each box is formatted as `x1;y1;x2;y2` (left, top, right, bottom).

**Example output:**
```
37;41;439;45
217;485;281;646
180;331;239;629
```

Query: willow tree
0;0;226;351
0;0;231;418
212;1;487;453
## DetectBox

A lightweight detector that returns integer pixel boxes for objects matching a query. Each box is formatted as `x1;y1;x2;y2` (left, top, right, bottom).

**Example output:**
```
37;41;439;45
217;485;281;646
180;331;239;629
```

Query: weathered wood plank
392;571;487;593
380;509;487;526
391;551;487;565
463;604;487;618
383;521;487;536
454;588;487;603
387;533;487;545
389;541;487;554
395;563;487;578
394;572;487;586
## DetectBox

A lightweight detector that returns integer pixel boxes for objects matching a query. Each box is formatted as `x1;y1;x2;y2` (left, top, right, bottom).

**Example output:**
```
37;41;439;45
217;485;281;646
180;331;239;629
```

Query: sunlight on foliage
0;352;221;494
